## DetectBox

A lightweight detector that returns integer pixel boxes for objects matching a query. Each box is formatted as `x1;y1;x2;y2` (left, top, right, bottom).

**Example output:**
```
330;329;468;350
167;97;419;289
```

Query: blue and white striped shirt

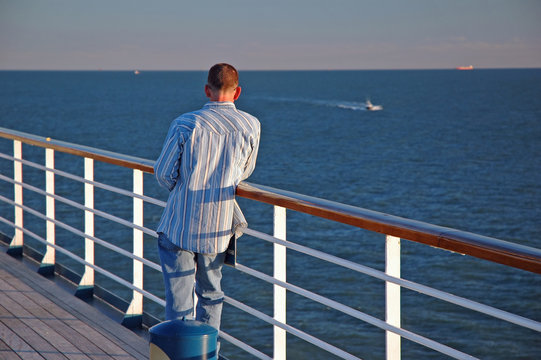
155;101;260;254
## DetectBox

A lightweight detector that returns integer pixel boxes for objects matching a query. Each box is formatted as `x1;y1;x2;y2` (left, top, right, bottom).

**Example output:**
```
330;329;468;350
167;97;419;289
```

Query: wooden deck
0;250;148;360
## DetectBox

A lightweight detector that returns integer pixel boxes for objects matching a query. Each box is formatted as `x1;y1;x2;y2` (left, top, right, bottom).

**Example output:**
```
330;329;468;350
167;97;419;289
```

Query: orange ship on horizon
456;65;474;70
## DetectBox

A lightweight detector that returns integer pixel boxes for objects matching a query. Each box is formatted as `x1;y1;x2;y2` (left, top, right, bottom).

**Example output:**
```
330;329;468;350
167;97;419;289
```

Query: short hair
207;63;239;92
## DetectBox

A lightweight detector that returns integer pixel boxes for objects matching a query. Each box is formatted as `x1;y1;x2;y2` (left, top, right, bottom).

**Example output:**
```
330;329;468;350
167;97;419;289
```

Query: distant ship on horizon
456;65;474;70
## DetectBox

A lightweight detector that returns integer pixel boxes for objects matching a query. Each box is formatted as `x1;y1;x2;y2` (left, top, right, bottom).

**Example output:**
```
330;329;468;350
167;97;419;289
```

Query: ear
204;84;212;98
233;86;242;101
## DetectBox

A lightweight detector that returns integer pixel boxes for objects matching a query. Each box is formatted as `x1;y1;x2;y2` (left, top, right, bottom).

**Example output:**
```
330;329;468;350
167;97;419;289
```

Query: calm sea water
1;70;540;359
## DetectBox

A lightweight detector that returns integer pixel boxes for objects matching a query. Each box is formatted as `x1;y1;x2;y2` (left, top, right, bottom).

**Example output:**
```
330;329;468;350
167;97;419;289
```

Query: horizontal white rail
0;152;167;207
0;173;159;238
244;229;541;333
218;331;273;360
0;215;165;307
225;295;363;360
0;194;161;272
235;263;477;360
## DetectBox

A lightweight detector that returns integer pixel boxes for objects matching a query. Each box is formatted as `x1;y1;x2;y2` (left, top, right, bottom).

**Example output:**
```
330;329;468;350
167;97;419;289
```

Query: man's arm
154;122;186;191
240;129;260;181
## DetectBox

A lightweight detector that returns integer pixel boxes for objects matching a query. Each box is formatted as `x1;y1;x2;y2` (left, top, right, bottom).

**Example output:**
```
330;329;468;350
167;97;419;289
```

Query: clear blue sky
1;0;540;70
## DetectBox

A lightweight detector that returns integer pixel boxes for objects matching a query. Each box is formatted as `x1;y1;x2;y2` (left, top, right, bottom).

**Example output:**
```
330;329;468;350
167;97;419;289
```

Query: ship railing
0;126;540;360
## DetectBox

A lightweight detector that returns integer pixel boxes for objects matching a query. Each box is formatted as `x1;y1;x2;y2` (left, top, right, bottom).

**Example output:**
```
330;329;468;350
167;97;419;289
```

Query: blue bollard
149;319;218;360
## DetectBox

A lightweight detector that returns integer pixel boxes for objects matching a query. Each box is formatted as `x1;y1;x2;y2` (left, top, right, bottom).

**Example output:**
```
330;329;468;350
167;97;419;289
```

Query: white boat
365;99;383;111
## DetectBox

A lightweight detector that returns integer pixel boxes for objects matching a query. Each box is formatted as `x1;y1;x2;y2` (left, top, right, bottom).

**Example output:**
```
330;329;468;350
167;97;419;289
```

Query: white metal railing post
386;235;401;360
39;148;56;275
76;157;95;298
122;168;144;327
273;205;287;360
8;140;23;256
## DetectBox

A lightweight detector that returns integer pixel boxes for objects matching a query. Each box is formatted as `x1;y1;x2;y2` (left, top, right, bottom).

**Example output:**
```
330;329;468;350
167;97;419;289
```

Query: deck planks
0;250;148;360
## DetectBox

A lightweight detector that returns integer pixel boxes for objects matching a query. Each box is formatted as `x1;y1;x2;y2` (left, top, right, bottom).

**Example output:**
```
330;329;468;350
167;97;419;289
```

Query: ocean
0;69;540;359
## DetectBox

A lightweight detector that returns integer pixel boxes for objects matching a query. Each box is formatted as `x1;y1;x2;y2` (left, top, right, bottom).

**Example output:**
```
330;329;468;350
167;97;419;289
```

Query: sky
1;0;540;70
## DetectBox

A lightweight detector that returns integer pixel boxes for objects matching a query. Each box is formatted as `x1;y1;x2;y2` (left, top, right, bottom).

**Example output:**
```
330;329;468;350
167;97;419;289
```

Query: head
205;63;242;102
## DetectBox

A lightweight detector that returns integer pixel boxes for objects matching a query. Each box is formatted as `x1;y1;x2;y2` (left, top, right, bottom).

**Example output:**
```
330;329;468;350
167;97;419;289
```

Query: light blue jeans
157;233;226;331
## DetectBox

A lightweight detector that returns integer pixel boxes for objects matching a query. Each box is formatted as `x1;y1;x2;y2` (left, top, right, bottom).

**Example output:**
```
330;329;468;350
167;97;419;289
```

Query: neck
205;84;241;102
209;95;235;102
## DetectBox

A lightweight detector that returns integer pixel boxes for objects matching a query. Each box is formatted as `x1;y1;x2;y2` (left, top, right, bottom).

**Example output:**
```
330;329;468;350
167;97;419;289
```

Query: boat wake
249;95;381;112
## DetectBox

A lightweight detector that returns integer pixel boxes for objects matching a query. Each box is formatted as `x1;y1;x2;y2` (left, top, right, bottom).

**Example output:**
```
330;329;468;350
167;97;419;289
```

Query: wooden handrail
2;127;540;274
0;127;154;173
237;182;541;274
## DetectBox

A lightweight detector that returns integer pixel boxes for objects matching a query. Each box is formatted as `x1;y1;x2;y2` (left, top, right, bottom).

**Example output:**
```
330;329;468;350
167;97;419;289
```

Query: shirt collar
203;101;236;109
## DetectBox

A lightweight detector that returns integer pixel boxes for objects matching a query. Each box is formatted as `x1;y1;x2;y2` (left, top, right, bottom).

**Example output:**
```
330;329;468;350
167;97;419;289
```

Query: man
154;63;260;333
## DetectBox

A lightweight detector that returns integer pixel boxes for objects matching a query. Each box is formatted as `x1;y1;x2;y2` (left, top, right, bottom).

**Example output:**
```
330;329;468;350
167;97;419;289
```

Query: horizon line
1;66;540;72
